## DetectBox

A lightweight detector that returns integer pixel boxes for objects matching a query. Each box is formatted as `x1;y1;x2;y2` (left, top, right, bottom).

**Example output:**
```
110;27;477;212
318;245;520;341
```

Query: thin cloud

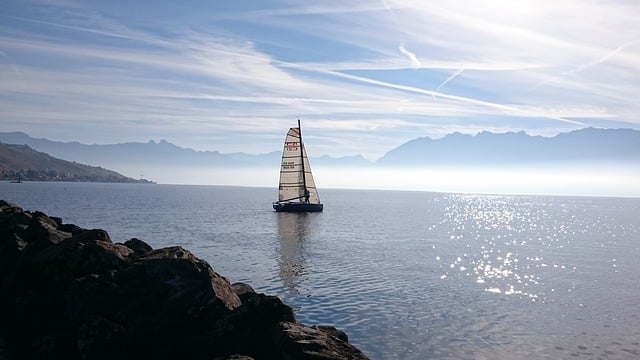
2;0;639;160
536;40;640;88
398;43;421;68
279;60;587;126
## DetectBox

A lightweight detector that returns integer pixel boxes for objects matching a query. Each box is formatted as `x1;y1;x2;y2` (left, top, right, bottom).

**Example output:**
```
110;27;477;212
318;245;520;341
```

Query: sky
2;0;640;162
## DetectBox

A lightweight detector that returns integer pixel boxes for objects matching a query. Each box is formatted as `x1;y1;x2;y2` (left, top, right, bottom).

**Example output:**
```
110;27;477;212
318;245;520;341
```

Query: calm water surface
2;182;639;359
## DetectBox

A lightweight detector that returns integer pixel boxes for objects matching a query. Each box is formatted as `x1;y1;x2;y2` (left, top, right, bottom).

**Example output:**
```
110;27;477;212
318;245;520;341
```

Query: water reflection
276;213;316;294
436;194;579;303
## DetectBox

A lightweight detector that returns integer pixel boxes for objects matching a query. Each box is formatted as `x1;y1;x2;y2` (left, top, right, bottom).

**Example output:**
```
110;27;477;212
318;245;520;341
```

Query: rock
0;330;9;360
271;322;369;360
218;288;296;358
0;204;29;277
122;237;153;257
231;282;257;301
215;355;256;360
24;210;72;244
313;325;351;343
70;228;111;243
0;200;370;359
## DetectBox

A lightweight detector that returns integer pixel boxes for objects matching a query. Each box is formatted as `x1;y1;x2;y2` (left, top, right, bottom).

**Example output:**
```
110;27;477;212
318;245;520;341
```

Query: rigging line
297;119;309;203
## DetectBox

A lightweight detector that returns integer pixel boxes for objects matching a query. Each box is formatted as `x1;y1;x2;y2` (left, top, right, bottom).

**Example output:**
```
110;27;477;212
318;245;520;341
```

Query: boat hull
273;202;323;213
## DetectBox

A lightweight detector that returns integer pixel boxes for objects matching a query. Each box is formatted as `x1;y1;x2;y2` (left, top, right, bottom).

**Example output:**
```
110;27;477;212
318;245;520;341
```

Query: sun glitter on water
435;194;578;302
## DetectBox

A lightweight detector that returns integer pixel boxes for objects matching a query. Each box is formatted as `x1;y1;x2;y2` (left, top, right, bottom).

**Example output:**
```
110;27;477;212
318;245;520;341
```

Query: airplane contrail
571;40;638;74
536;40;640;88
433;68;465;100
437;68;464;91
278;60;586;126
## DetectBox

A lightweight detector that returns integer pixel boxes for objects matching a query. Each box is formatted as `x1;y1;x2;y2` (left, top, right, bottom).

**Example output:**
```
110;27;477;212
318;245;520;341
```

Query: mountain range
376;128;640;166
0;128;639;172
0;142;151;183
0;132;370;168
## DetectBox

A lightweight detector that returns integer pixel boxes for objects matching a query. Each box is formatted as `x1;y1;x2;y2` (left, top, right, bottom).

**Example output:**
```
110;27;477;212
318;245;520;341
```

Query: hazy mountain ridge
0;132;370;168
377;128;640;166
0;142;151;183
0;132;279;167
1;128;638;172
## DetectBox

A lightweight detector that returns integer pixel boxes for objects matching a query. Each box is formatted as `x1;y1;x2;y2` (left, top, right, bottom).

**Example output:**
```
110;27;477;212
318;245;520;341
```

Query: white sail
301;145;320;204
277;127;321;204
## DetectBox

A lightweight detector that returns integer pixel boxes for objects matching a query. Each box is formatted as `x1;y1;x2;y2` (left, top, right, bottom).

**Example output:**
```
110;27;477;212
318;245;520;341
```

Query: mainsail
277;127;321;204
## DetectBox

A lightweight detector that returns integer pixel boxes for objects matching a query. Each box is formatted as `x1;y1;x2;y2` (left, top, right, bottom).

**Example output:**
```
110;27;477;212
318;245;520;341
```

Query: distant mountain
0;132;277;167
0;142;152;183
2;128;637;172
376;128;640;166
0;132;371;168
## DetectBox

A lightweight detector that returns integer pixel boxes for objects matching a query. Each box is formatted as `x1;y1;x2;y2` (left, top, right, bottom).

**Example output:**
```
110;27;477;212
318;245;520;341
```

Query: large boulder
0;201;369;359
272;322;368;360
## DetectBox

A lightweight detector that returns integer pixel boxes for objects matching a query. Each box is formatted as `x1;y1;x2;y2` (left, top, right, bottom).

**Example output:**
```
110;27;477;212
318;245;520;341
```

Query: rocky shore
0;200;368;359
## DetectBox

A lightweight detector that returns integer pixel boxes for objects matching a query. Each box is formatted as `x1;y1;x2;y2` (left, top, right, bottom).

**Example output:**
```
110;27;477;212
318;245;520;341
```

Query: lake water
2;182;640;359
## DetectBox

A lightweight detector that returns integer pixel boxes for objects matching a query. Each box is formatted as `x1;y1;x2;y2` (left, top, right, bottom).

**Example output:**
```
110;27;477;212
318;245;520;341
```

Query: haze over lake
2;129;639;198
108;164;640;198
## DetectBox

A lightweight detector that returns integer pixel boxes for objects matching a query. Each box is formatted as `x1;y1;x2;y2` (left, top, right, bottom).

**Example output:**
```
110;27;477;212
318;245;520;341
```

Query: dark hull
273;202;323;212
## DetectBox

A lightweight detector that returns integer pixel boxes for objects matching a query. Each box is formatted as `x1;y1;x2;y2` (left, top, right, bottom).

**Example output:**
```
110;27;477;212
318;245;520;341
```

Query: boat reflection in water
276;213;318;296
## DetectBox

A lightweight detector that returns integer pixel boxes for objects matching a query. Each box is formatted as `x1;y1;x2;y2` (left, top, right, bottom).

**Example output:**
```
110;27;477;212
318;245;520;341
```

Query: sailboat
273;120;323;212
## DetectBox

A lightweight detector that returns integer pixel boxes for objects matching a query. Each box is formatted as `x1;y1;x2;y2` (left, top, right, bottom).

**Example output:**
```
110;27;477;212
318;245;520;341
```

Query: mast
298;119;309;203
